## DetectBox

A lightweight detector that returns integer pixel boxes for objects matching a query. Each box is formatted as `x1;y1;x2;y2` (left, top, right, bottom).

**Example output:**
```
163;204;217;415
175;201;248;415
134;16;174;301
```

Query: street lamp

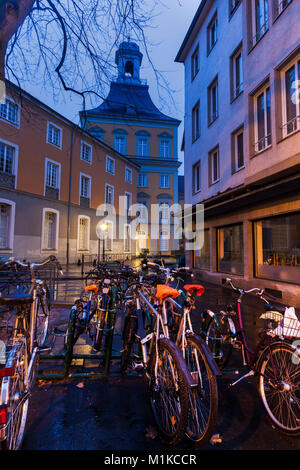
100;222;108;262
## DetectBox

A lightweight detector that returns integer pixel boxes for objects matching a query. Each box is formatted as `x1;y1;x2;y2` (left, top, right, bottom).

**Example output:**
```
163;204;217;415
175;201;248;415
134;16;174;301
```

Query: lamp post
100;222;108;262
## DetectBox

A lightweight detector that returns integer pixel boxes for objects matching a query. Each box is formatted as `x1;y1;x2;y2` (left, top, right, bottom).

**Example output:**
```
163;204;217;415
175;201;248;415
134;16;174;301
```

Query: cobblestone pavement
22;278;300;451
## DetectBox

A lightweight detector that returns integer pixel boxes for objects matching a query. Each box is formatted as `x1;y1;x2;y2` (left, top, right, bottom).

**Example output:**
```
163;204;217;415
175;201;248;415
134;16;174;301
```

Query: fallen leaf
210;433;222;445
145;426;158;439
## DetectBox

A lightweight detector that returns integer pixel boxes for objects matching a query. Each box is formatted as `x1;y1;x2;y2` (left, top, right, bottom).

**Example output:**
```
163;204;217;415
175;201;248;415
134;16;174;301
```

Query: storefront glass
195;229;210;270
217;224;244;275
254;213;300;283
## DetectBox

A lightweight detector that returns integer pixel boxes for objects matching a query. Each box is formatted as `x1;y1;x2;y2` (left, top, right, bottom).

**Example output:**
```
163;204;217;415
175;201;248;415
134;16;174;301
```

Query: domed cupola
115;40;143;84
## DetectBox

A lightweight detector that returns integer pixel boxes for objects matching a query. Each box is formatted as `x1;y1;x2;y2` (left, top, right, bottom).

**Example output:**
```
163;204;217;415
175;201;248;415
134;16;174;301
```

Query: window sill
0;116;20;129
207;41;217;57
250;144;272;159
208;116;219;128
233;165;245;174
80;158;92;165
248;28;269;55
47;141;62;151
192;135;200;144
191;70;199;83
210;178;220;186
273;1;293;24
193;189;201;196
230;90;243;104
277;126;300;144
228;2;241;21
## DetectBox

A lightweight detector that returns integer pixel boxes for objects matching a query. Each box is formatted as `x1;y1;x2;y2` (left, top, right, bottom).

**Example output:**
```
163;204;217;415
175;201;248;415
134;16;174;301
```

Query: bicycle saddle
0;287;33;305
184;284;205;297
156;285;180;300
84;284;98;294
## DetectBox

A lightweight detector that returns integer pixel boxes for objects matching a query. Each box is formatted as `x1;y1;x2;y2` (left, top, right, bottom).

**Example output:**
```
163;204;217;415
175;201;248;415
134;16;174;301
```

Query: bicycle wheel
120;307;138;374
258;341;300;435
148;337;189;445
206;315;233;370
0;342;29;450
92;295;109;352
184;334;218;445
35;285;50;347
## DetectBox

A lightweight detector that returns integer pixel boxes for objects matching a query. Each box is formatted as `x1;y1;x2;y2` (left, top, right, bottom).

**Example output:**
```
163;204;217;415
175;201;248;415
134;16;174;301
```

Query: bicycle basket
260;307;300;339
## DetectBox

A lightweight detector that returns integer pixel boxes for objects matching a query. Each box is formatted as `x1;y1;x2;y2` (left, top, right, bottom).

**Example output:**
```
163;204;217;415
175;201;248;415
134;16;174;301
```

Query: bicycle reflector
0;368;14;378
0;405;7;425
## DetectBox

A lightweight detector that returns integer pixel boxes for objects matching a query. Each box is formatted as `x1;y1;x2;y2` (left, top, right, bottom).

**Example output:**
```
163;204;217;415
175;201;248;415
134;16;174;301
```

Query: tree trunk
0;0;35;81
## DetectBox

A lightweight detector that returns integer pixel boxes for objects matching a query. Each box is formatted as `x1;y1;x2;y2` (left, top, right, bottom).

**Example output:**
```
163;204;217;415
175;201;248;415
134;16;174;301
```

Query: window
81;141;92;163
207;13;218;54
208;78;219;125
136;137;149;156
159;202;170;225
159;174;170;189
233;128;245;171
105;183;114;205
42;209;59;251
191;46;199;80
159;139;171;158
136;201;149;224
0;97;19;126
124;225;131;252
254;85;271;153
46;160;60;189
80;174;91;199
0;142;15;175
195;229;210;270
125;167;132;184
252;0;269;47
160;229;170;252
78;216;90;251
137;173;148;188
125;192;132;217
231;47;243;100
192;161;201;194
281;57;300;137
209;147;220;184
114;135;126;154
254;212;300;284
47;122;62;148
0;201;15;250
192;101;200;141
274;0;292;18
104;222;112;251
218;224;244;275
106;155;115;175
229;0;241;16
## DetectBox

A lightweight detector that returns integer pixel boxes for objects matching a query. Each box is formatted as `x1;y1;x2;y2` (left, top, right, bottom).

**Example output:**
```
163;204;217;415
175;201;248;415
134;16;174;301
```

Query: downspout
66;125;76;268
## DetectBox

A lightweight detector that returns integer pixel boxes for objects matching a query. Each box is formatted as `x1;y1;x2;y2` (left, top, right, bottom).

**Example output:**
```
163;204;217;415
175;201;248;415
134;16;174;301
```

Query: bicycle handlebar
1;255;63;275
222;277;264;296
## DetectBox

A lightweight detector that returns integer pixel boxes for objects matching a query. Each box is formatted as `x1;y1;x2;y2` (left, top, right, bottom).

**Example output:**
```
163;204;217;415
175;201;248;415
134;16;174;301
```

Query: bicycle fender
158;338;194;388
186;332;221;377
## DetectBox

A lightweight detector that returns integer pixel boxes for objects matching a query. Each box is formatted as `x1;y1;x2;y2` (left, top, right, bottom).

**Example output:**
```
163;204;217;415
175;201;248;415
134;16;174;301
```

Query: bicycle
0;255;62;449
120;283;193;445
208;277;300;435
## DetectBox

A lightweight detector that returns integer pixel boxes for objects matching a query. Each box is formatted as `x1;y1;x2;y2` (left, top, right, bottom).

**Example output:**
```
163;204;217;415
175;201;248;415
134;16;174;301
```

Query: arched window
125;61;134;76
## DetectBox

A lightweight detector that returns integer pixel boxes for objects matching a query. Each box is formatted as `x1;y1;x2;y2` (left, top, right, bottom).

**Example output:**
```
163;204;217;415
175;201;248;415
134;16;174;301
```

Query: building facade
0;81;139;264
80;41;182;255
176;0;300;306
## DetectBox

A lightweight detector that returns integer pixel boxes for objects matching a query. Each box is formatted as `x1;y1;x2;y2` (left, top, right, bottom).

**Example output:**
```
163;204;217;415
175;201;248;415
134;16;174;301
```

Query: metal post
102;237;105;262
81;254;84;277
97;238;100;265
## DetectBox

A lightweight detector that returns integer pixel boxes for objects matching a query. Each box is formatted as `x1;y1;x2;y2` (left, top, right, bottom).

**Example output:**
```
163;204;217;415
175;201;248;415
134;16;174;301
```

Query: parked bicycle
204;277;300;435
0;255;62;449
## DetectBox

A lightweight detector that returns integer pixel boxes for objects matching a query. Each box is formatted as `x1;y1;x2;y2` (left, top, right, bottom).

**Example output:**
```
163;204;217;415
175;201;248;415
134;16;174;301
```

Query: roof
175;0;209;63
81;81;180;125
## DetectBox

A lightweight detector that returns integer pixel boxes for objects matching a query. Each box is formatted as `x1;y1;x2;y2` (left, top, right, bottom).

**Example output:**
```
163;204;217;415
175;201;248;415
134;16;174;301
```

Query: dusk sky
14;0;200;174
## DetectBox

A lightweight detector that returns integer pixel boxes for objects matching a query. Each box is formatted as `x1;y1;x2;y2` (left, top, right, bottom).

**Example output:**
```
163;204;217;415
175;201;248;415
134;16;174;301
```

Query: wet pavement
21;277;300;451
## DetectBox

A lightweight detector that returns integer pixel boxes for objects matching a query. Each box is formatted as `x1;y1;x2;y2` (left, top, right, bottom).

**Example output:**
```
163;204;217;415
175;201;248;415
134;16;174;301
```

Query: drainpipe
66;125;76;268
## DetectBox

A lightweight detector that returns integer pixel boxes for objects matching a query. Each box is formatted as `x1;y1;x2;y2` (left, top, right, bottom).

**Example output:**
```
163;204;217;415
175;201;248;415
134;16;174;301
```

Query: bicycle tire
35;285;50;347
206;315;233;370
93;295;108;352
258;341;300;435
120;309;138;374
148;337;190;445
64;306;77;377
0;342;29;450
184;334;218;445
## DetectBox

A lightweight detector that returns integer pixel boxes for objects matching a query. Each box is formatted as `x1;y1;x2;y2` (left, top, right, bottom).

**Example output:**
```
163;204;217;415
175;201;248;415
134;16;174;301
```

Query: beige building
176;0;300;306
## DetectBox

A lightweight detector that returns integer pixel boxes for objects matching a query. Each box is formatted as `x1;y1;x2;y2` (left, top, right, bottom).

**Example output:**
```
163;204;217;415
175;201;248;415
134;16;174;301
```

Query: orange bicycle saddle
84;284;98;294
184;284;205;297
156;284;180;300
